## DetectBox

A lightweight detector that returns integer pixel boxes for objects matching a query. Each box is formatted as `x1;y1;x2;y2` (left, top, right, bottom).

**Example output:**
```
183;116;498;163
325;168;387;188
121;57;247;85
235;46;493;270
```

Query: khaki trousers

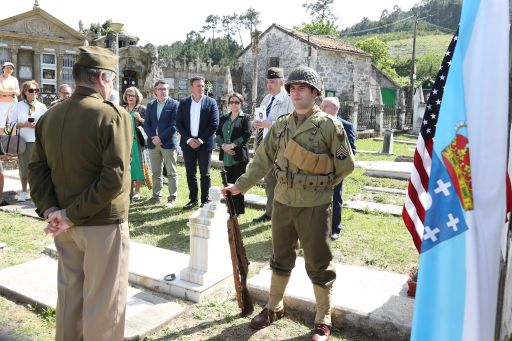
54;222;130;341
269;201;336;324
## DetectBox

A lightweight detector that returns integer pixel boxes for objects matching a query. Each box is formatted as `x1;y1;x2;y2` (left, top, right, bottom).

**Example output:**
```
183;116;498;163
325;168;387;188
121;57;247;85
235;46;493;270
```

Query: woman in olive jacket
215;92;252;214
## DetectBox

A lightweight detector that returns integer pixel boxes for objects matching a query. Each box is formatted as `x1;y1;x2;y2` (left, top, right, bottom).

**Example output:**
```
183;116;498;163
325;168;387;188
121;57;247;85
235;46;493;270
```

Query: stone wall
315;49;372;102
238;26;373;106
120;47;242;112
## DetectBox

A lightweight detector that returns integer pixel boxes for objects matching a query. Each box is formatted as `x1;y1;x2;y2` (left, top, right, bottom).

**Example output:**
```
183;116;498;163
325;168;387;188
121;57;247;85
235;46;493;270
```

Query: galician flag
411;0;509;340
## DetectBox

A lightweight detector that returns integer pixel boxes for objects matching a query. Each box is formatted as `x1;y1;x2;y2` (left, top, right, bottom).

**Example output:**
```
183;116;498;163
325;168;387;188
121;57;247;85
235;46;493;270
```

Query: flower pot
407;279;417;297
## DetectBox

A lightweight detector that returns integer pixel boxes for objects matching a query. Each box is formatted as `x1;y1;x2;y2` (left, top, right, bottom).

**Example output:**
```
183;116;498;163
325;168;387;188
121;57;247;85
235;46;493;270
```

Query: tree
239;8;261;38
202;15;221;41
295;19;338;36
415;50;443;81
302;0;337;22
222;13;244;47
355;37;398;79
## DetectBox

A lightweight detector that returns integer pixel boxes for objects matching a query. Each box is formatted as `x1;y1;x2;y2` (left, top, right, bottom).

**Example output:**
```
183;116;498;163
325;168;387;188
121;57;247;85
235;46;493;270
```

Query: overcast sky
5;0;418;46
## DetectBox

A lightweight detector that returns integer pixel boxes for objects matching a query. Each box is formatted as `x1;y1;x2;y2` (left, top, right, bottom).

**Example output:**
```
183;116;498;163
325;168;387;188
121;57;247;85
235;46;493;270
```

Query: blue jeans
332;180;344;234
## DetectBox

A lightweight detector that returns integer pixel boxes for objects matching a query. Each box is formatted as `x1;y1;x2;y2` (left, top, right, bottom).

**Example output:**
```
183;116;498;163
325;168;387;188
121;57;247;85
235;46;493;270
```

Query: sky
4;0;418;46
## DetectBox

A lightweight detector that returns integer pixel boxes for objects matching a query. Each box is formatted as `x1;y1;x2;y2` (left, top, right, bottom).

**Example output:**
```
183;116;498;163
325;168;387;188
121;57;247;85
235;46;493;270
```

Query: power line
341;15;414;36
419;20;456;34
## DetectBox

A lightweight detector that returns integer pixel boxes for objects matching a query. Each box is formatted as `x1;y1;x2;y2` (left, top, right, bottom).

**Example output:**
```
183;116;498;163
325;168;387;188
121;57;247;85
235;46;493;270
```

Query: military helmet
285;66;323;95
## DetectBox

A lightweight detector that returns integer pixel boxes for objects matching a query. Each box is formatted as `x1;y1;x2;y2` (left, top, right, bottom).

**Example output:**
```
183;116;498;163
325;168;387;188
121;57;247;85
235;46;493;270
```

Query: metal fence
357;104;377;130
39;93;58;108
383;105;399;129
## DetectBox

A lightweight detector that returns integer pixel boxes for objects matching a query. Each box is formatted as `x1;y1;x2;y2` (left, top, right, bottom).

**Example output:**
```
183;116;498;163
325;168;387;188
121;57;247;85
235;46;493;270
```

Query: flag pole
494;29;512;341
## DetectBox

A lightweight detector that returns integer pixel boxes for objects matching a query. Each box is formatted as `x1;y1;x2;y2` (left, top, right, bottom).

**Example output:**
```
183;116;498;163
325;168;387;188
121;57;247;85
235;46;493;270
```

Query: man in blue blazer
143;80;179;207
321;97;357;240
176;76;219;209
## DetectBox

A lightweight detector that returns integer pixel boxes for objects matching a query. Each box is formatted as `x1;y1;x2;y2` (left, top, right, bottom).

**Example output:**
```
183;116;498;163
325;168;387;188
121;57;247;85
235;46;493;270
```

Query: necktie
256;96;275;147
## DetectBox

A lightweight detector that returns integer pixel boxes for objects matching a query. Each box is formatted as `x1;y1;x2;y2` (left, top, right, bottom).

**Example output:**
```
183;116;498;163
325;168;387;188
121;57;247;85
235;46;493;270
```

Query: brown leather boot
311;324;331;341
249;307;285;330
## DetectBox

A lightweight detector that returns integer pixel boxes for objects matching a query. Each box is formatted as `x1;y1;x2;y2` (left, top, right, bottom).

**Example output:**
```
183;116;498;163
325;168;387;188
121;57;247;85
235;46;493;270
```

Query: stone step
0;257;185;341
363;186;407;196
344;200;402;216
45;241;232;304
248;257;413;340
357;150;394;156
372;138;416;145
356;161;412;180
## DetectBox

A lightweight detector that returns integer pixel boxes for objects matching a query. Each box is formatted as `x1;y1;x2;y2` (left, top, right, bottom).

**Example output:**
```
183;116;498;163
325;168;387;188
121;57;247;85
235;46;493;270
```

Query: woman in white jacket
9;80;47;201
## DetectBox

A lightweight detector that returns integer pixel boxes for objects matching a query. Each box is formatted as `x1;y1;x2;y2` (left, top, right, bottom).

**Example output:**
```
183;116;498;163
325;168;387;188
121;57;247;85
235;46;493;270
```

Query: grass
0;142;418;340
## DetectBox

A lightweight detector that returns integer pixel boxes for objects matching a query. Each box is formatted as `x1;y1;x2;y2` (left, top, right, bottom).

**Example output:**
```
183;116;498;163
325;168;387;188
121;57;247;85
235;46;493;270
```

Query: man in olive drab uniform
252;67;295;223
28;46;132;341
222;66;355;341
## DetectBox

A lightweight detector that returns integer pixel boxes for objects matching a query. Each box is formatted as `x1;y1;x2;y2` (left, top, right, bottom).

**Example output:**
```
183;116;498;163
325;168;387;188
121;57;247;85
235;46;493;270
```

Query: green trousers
270;200;336;286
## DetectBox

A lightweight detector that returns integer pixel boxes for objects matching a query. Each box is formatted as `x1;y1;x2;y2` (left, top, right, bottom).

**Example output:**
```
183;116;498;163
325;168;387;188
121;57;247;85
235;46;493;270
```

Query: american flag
402;31;459;252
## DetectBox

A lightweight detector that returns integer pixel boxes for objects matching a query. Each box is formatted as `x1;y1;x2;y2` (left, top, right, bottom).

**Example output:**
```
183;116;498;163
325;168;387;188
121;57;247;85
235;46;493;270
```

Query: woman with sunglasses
10;80;47;201
122;86;146;201
215;92;251;214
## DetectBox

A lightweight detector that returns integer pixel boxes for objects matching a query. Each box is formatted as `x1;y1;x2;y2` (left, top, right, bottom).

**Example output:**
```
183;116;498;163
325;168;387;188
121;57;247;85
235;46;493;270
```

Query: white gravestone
180;187;232;285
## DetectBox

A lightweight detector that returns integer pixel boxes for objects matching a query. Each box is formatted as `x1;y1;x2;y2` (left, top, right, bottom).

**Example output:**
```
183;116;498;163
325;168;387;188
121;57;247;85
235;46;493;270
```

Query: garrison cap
267;67;284;79
76;46;118;73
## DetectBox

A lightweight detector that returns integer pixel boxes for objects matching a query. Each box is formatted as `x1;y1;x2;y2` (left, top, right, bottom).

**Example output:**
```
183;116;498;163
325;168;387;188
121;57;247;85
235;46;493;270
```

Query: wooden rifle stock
221;169;254;316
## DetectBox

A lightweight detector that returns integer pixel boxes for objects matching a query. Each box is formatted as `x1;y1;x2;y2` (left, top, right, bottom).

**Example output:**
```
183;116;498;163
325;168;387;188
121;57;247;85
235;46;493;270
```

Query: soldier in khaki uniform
222;66;355;341
28;46;132;341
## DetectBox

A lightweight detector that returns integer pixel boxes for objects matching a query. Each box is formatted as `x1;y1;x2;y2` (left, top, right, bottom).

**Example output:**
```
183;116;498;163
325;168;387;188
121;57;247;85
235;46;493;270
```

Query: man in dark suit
176;76;219;209
321;97;357;240
143;80;179;208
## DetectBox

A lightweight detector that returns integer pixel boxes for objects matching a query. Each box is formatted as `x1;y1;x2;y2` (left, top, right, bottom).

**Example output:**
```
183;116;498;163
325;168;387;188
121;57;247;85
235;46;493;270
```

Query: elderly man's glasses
27;88;39;94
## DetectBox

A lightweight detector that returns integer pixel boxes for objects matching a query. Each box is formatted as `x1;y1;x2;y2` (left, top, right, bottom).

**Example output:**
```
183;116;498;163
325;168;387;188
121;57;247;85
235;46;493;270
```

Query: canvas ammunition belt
275;170;333;192
282;139;334;175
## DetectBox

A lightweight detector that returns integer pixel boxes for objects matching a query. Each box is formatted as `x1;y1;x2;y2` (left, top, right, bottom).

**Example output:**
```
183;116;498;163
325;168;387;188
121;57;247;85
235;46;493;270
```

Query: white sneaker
132;193;142;201
18;191;28;202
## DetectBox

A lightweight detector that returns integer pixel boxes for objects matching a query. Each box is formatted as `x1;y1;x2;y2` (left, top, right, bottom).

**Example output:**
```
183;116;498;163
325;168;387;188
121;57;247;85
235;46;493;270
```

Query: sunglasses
229;101;241;104
27;88;40;94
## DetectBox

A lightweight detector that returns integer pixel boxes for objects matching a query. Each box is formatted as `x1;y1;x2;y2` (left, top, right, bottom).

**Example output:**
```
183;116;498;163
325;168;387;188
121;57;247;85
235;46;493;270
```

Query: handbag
135;126;147;147
0;123;26;156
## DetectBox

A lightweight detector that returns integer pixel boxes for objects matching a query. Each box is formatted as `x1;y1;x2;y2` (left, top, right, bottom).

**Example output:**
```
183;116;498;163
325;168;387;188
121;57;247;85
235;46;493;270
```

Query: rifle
220;169;254;317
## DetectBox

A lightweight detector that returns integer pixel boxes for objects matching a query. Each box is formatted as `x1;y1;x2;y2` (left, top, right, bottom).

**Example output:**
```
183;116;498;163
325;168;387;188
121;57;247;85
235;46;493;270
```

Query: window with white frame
0;48;10;66
41;52;56;93
62;54;76;86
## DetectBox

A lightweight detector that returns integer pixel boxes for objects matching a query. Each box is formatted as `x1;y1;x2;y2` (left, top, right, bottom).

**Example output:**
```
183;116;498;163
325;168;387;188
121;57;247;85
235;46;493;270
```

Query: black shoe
0;200;9;207
200;200;211;208
183;201;198;210
252;213;271;223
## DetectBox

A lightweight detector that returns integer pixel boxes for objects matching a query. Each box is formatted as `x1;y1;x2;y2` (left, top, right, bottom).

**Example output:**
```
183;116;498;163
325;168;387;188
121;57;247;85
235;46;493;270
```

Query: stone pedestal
382;129;394;154
180;187;231;285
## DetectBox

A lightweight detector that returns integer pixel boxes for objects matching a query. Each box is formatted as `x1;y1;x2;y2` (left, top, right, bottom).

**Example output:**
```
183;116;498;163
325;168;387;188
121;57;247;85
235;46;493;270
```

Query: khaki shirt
29;86;133;226
236;105;355;207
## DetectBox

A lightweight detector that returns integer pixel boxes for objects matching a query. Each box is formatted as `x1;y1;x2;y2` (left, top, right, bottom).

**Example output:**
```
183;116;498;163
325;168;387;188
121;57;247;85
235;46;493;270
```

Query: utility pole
409;12;418;109
251;30;260;117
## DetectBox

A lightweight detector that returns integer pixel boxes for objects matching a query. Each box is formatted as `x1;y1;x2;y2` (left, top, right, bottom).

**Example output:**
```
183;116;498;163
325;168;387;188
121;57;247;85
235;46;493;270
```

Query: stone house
237;24;400;107
0;3;86;105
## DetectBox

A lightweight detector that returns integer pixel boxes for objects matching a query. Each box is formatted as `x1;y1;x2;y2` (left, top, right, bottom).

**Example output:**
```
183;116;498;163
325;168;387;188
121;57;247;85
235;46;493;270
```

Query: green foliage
146;32;241;68
88;19;112;36
341;0;461;37
302;0;336;21
416;50;444;81
295;19;338;36
355;37;399;80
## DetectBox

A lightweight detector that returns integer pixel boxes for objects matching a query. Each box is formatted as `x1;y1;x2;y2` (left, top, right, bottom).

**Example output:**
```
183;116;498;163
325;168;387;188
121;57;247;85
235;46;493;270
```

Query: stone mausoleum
238;24;400;107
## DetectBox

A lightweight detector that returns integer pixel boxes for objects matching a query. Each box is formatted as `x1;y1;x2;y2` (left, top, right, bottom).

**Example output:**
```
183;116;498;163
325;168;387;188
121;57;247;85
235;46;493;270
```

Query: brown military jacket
236;105;355;207
29;86;133;226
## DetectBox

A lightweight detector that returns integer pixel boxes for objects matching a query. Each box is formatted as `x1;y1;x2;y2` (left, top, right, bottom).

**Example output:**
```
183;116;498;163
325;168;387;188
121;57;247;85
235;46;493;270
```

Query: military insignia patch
336;133;349;160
